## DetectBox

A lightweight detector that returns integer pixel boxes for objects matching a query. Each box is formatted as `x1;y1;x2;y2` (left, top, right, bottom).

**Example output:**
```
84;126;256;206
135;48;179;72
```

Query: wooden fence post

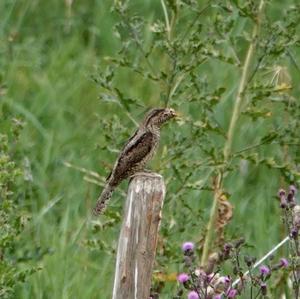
112;173;166;299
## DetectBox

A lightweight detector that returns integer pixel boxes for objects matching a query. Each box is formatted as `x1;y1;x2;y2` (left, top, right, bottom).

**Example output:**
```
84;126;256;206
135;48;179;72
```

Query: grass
1;0;300;298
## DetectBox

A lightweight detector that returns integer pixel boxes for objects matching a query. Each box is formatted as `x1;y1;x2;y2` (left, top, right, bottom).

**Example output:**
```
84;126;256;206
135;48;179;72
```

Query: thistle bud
278;189;287;208
260;283;267;296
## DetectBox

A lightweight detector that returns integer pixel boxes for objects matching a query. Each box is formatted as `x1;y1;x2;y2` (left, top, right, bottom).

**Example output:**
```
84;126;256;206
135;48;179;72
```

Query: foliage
1;0;300;298
92;0;300;297
0;118;36;298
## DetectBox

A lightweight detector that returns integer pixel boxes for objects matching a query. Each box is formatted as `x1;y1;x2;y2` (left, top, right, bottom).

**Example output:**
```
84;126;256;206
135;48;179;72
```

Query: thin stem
291;237;300;298
214;23;241;67
169;73;185;99
165;57;177;106
287;48;300;75
161;2;178;107
200;172;222;266
63;161;102;179
114;90;139;126
163;1;210;106
120;11;158;79
180;1;212;42
233;140;269;155
234;141;300;156
124;110;139;127
190;270;202;298
248;266;253;299
160;0;171;40
235;248;241;270
132;30;158;78
247;33;276;85
201;0;265;265
165;56;208;106
223;0;265;161
254;288;262;299
291;253;299;298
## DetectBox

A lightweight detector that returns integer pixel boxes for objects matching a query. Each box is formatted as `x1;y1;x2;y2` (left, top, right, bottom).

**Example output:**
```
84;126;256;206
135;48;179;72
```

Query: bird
93;107;177;215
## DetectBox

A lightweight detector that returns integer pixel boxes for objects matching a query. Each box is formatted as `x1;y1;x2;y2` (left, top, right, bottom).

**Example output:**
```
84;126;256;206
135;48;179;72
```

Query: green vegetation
1;0;300;298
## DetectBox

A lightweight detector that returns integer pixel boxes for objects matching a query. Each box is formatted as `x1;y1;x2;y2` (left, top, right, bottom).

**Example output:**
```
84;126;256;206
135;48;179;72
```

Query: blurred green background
1;0;300;298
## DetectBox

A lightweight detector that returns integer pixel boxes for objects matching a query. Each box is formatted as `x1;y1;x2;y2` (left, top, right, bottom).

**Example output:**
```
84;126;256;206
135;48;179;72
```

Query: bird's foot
141;169;152;173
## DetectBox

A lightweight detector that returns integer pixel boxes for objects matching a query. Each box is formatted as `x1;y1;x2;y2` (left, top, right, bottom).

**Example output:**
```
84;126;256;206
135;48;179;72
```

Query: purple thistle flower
259;265;270;276
182;241;195;252
187;290;199;299
227;288;238;298
280;258;289;268
213;295;223;299
177;273;189;283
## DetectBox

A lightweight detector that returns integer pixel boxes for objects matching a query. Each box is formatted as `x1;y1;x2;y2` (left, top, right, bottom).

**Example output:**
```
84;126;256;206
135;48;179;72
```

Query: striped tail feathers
93;184;114;216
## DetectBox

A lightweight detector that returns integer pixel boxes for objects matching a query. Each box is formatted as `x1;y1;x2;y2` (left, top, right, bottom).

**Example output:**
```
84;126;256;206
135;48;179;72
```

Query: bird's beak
169;108;178;118
173;110;181;119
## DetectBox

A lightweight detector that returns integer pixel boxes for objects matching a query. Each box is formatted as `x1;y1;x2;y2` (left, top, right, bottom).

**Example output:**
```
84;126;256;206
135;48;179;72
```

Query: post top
130;172;163;179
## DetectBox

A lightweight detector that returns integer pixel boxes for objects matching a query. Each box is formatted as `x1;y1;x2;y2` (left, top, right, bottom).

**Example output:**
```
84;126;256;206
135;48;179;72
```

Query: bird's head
143;108;177;128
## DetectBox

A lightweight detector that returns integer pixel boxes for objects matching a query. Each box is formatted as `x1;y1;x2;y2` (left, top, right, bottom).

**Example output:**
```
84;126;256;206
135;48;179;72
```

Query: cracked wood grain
112;173;165;299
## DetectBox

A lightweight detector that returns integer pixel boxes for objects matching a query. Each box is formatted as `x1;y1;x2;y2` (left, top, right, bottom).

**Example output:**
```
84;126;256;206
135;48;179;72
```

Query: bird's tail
93;184;114;215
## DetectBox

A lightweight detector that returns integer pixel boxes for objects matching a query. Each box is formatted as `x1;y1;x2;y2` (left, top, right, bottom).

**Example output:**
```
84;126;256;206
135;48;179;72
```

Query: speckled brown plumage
93;108;176;215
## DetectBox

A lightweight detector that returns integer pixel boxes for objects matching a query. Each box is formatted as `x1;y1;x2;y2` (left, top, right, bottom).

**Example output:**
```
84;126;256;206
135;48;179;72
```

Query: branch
201;0;266;266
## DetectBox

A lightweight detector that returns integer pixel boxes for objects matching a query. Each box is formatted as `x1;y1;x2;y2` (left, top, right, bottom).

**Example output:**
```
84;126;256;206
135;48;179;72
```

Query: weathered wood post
112;173;165;299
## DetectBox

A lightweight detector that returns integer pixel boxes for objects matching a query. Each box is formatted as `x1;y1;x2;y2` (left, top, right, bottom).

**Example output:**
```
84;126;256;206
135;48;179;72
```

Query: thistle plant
169;240;290;299
277;185;300;298
161;185;299;299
